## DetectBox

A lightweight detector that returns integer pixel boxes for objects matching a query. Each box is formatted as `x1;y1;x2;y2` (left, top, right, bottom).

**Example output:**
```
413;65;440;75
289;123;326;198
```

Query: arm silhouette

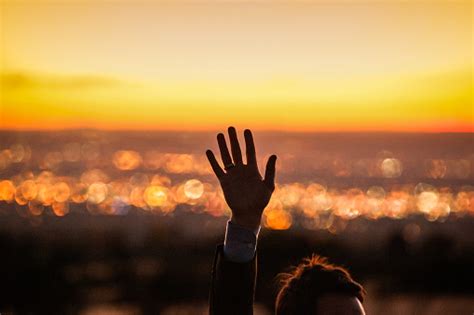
207;127;277;315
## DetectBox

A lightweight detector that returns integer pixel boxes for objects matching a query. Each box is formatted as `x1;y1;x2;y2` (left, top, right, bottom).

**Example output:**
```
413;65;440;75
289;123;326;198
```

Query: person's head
276;255;366;315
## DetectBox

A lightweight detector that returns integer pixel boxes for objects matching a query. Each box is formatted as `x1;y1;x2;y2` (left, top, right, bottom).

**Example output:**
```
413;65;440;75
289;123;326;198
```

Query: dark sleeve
209;244;257;315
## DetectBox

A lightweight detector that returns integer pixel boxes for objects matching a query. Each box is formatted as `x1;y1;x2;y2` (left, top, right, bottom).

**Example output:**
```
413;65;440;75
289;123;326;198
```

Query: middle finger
217;133;233;167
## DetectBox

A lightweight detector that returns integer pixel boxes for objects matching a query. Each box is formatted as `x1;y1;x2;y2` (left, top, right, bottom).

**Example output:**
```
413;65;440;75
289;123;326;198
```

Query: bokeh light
381;158;403;178
63;142;82;162
0;140;471;228
87;182;108;204
144;185;168;207
52;202;70;216
183;179;204;200
264;208;292;230
53;182;71;203
20;180;38;200
0;180;16;202
113;150;142;171
28;200;44;216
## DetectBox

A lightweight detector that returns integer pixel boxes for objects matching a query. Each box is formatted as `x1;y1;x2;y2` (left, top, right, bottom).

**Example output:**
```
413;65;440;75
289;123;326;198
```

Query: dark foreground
0;208;473;315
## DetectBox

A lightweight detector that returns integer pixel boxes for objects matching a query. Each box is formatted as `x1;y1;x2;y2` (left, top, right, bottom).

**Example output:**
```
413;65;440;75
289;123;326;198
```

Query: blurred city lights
52;201;70;216
264;207;293;230
381;158;403;178
144;185;168;207
113;150;142;171
0;180;16;202
53;182;71;203
63;142;82;162
183;179;204;200
87;182;108;204
0;144;471;229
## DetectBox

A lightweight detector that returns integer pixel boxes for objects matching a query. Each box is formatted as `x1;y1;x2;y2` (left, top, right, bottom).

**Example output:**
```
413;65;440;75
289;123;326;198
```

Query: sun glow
0;1;472;132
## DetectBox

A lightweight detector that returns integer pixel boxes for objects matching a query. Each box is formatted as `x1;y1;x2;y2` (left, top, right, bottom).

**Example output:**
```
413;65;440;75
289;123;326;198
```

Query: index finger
206;149;225;178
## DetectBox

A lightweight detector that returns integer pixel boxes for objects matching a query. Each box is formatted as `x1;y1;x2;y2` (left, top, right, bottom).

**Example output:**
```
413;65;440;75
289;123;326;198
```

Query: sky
0;1;472;131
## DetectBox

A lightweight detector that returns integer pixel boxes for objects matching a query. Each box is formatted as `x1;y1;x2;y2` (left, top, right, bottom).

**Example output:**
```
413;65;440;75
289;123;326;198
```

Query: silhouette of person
206;127;366;315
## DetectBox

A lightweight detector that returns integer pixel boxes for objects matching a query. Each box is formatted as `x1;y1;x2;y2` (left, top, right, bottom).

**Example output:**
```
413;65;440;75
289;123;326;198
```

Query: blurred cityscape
0;130;473;314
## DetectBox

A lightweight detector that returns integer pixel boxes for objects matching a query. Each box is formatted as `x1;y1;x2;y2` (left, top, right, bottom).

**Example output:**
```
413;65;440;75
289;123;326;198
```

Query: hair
275;255;365;315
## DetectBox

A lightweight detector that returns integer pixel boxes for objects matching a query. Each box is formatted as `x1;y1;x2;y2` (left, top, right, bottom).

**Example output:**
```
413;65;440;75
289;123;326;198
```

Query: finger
244;129;257;167
228;126;243;165
263;155;277;190
206;150;225;178
217;133;233;167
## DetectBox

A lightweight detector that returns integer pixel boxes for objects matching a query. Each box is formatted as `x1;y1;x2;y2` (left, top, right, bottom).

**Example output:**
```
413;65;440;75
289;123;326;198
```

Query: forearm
210;244;257;315
209;221;260;315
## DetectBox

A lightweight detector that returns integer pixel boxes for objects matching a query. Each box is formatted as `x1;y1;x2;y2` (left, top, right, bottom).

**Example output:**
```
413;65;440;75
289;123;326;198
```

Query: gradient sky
0;1;472;131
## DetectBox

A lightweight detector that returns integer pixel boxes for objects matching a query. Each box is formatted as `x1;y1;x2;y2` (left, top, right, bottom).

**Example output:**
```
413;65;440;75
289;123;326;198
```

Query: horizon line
0;128;472;134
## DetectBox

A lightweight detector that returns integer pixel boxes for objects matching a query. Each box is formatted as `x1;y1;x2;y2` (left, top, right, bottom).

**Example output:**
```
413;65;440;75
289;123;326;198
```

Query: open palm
206;127;277;230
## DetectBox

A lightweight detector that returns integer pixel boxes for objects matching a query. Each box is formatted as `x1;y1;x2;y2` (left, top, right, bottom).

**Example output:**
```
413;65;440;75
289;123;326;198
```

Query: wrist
224;220;259;262
230;214;261;231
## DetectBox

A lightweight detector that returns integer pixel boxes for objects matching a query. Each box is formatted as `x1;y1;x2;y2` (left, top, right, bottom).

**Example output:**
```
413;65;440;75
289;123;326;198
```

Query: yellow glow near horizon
0;1;472;131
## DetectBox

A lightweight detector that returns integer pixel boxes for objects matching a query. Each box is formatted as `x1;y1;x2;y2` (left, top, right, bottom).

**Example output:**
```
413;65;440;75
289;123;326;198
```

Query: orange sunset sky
0;1;472;132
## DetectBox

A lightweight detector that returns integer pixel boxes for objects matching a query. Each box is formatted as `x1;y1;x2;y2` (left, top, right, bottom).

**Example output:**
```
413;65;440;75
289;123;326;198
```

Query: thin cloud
1;72;124;89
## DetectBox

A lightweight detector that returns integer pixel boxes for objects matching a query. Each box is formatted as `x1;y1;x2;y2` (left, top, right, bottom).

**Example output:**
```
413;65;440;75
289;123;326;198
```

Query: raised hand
206;127;277;230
